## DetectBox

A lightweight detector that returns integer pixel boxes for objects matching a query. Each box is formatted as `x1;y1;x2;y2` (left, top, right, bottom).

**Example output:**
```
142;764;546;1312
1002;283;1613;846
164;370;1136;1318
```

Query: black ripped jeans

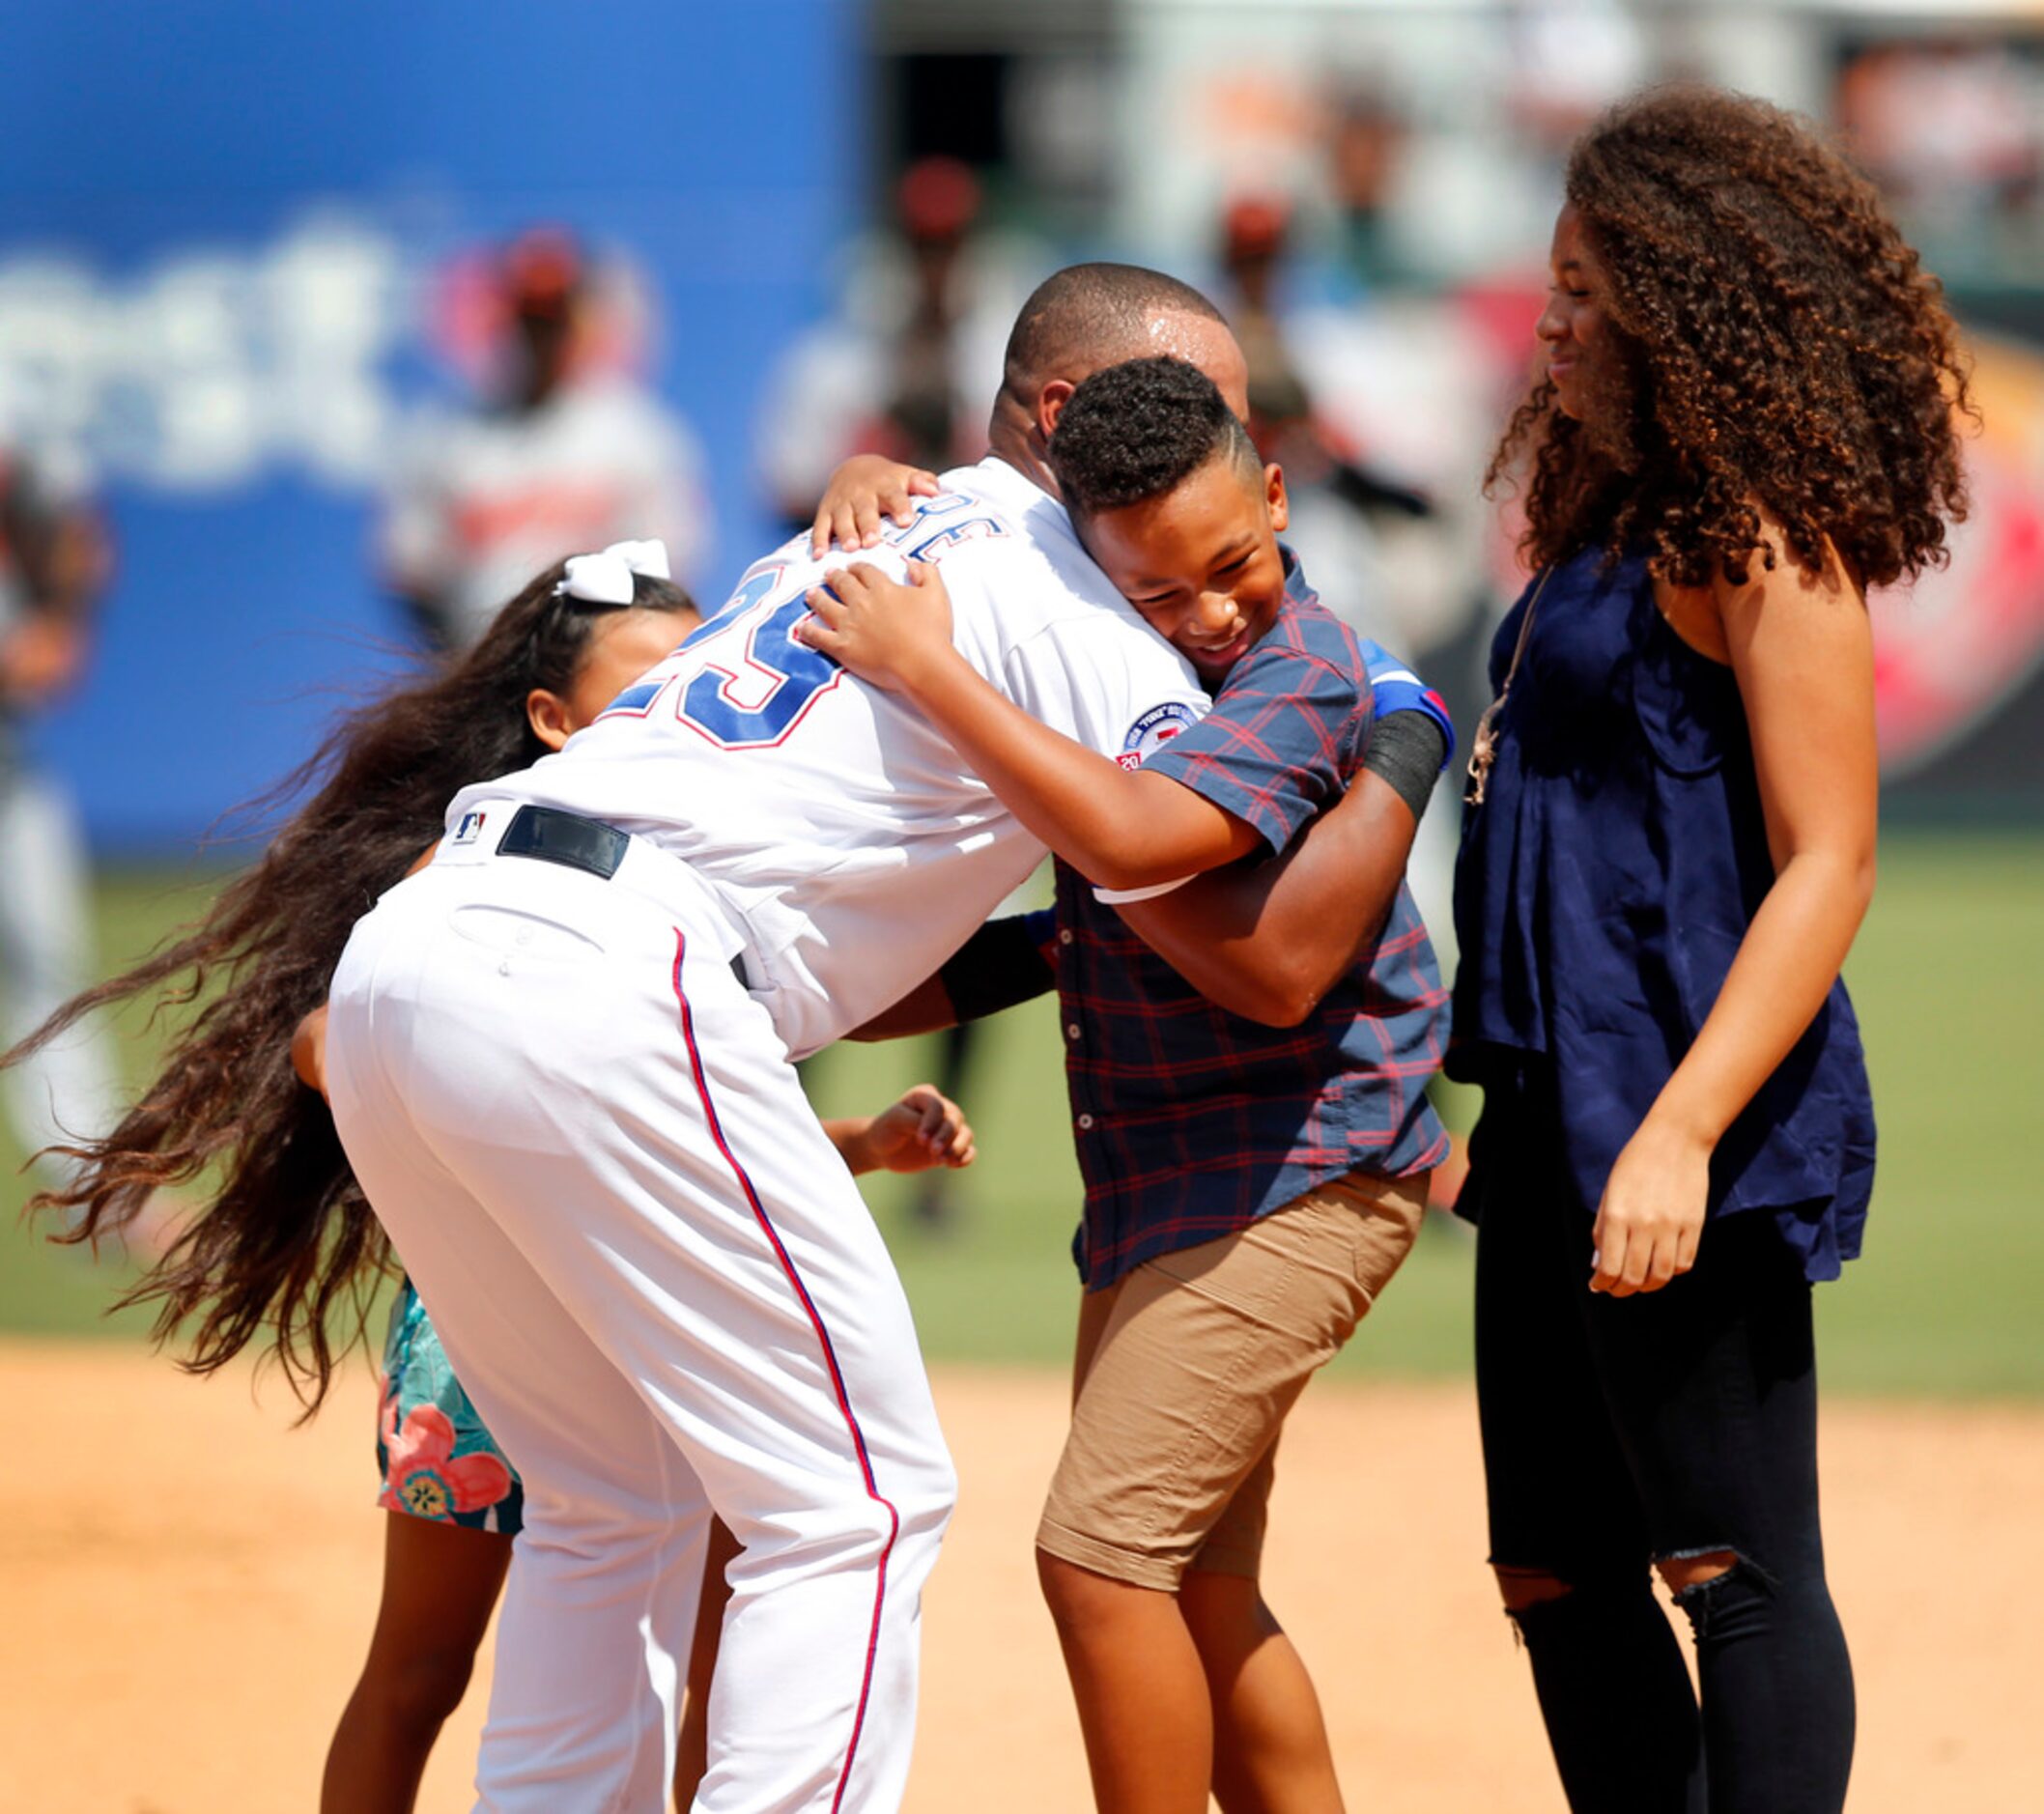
1465;1062;1855;1814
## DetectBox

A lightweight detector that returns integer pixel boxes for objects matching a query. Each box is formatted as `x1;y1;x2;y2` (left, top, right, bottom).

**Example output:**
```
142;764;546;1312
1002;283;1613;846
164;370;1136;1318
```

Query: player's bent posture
803;356;1452;1814
5;542;974;1813
320;265;1388;1814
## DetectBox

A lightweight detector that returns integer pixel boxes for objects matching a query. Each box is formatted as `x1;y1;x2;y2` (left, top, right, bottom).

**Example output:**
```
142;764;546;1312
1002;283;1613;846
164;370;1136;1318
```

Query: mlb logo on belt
452;810;489;845
1118;700;1200;771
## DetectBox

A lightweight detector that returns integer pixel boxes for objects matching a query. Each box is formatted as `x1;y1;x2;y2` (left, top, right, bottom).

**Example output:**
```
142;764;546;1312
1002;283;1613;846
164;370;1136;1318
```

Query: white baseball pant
326;831;956;1813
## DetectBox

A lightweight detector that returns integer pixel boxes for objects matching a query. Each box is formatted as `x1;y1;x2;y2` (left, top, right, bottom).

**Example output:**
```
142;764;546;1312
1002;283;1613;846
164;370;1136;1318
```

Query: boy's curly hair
1489;85;1973;589
1048;355;1259;519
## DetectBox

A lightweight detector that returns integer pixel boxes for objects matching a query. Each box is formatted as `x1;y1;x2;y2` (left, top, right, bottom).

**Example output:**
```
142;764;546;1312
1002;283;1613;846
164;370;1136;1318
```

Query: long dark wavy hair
8;560;696;1411
1488;85;1973;589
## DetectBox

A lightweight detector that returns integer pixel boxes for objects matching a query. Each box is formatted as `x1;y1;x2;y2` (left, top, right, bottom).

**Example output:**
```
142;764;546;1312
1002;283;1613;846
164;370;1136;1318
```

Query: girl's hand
290;1004;330;1100
854;1085;978;1176
810;456;941;556
1589;1119;1711;1295
800;560;953;693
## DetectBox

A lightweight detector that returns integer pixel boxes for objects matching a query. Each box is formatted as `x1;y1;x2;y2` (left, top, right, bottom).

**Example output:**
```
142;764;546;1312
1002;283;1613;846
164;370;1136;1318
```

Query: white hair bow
555;539;672;605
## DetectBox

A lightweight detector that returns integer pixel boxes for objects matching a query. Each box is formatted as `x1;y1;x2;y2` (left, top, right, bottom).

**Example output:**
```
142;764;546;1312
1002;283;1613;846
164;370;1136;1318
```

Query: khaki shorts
1036;1168;1429;1593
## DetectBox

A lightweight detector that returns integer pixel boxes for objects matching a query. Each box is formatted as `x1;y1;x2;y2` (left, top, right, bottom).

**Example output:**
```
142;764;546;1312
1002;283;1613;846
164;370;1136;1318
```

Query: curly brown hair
1488;85;1973;589
8;562;696;1412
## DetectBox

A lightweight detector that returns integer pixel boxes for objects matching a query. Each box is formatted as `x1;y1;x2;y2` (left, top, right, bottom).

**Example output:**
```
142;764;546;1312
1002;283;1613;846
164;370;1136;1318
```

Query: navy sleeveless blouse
1450;547;1874;1282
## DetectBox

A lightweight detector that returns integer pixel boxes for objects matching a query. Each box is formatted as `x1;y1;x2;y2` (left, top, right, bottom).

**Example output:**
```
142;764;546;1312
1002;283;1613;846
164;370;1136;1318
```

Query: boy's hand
810;456;941;556
800;560;953;694
858;1084;978;1175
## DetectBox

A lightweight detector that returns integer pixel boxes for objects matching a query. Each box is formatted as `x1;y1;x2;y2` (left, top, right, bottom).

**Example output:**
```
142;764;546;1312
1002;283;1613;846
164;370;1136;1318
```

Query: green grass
4;831;2038;1399
1813;833;2044;1397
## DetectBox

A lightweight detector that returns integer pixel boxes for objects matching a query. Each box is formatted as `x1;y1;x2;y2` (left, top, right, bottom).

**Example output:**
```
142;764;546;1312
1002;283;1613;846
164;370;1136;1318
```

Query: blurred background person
1211;184;1476;951
0;442;124;1191
754;156;1028;541
1217;188;1434;647
379;228;713;652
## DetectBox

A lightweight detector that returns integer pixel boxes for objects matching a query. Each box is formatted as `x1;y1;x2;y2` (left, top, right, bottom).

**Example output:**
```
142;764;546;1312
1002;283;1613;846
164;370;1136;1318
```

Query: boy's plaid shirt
960;563;1451;1290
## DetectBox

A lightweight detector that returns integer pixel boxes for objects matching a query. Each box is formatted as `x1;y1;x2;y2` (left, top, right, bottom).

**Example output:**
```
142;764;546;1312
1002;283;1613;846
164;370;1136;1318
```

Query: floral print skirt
376;1277;525;1535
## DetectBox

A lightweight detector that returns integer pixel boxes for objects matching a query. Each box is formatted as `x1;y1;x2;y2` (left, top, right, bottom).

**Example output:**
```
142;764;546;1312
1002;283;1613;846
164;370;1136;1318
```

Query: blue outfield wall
0;0;857;852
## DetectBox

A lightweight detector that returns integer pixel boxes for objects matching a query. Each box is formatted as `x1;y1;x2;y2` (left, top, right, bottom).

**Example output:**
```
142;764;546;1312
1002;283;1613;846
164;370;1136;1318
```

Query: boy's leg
1036;1171;1425;1814
1178;1564;1341;1814
1038;1285;1211;1812
1179;1171;1425;1814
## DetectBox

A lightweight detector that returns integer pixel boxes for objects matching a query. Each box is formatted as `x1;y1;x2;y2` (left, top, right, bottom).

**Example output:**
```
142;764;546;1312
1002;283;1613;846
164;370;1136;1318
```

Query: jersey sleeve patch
1117;700;1202;772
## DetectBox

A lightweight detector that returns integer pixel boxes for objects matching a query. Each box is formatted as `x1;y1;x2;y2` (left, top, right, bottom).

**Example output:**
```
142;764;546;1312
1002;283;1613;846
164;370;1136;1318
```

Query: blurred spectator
380;229;712;650
1214;187;1502;955
1328;88;1411;291
754;156;1025;536
1216;190;1435;646
756;159;1038;1226
0;445;125;1183
1836;38;2042;279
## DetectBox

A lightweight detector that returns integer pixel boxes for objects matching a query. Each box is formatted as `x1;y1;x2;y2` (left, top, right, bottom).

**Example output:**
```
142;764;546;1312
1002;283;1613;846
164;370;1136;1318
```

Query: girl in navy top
1453;88;1971;1812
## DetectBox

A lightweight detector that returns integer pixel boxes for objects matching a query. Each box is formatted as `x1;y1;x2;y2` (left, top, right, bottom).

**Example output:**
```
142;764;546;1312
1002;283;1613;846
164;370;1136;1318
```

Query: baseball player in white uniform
325;265;1251;1813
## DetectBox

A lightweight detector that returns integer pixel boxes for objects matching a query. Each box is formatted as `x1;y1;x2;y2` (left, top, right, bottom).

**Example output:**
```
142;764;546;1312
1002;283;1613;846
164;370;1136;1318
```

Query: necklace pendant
1465;715;1499;806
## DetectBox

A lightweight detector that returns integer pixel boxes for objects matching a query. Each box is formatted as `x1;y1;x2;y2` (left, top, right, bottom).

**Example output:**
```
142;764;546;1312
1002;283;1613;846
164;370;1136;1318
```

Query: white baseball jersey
446;455;1209;1057
381;375;713;647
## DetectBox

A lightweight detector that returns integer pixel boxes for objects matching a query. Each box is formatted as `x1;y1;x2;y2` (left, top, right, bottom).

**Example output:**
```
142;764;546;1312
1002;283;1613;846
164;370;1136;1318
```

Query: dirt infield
2;1341;2034;1812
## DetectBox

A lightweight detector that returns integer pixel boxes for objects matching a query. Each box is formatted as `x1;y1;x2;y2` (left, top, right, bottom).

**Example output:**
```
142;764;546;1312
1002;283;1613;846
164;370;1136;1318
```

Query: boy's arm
800;561;1261;893
1119;650;1454;1025
1119;756;1426;1027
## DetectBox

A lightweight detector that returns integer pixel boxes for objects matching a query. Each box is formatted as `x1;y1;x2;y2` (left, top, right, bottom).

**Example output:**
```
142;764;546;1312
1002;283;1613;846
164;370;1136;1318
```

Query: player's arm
1590;539;1879;1297
1119;721;1442;1026
846;912;1058;1041
824;1085;977;1176
801;561;1260;893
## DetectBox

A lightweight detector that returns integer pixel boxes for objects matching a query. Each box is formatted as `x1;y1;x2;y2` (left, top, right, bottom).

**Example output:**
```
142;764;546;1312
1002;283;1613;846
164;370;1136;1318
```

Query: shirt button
1066;1023;1082;1041
1076;1113;1094;1131
1058;928;1074;946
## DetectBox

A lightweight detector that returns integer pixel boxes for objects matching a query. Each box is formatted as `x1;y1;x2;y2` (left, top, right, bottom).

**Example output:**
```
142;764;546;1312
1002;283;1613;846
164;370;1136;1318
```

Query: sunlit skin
1078;449;1292;682
1536;204;1617;423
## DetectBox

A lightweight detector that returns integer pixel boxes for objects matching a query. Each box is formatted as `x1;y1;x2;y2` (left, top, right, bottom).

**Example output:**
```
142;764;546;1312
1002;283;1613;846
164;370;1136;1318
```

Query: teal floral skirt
376;1277;525;1535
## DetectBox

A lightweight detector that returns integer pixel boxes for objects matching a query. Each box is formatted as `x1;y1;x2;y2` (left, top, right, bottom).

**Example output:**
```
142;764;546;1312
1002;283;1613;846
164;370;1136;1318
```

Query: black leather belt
496;804;630;879
496;803;753;989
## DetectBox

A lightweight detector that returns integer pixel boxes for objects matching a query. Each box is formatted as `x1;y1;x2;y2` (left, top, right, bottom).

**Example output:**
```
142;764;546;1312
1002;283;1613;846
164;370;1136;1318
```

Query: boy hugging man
807;355;1452;1814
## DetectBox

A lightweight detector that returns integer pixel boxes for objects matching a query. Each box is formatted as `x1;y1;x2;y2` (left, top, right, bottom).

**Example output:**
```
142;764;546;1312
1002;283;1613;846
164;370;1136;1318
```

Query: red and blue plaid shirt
946;559;1451;1290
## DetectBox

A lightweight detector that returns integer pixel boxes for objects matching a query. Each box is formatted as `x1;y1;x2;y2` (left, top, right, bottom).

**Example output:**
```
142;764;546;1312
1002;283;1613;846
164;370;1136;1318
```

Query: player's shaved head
987;262;1249;498
999;263;1235;412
